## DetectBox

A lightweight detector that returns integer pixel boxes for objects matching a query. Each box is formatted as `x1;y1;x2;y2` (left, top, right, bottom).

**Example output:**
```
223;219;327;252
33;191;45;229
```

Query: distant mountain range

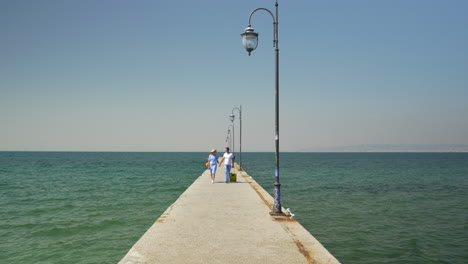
299;144;468;152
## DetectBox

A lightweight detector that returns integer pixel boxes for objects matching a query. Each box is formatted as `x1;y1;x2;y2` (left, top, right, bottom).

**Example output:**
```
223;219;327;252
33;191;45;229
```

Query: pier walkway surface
119;163;340;264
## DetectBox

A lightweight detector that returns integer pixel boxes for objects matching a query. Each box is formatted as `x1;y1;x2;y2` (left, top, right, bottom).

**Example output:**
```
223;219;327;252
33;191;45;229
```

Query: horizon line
1;150;468;153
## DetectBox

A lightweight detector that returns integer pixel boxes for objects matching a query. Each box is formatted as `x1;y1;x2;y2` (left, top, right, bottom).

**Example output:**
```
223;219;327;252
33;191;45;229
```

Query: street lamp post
226;129;230;149
230;117;235;154
230;105;242;170
241;0;282;214
227;125;234;150
226;136;230;150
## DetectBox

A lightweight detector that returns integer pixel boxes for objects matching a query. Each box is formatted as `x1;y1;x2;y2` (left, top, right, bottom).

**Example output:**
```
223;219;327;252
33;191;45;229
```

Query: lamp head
230;114;235;122
241;26;258;56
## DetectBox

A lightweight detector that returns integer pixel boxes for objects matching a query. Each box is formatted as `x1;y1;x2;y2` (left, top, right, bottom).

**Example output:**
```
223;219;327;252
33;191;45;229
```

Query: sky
1;0;467;152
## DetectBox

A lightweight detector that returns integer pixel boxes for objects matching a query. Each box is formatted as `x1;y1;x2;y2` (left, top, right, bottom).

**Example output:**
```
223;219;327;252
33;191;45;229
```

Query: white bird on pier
286;208;295;218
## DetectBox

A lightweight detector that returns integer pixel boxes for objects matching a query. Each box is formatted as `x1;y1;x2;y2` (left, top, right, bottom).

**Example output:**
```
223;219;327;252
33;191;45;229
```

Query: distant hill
299;144;468;152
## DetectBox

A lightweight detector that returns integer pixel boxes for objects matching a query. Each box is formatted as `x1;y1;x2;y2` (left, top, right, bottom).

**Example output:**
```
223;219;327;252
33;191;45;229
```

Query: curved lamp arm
231;107;241;117
247;7;278;48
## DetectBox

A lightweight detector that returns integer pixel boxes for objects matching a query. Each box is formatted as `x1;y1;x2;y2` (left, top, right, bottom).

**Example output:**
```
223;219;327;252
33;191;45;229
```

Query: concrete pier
119;164;340;264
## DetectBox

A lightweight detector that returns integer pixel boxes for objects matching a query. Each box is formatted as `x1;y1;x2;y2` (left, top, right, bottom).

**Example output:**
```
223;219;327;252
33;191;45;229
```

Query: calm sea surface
1;152;467;264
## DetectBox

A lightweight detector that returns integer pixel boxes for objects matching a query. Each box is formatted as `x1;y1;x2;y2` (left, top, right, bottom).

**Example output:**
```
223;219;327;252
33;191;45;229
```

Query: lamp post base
272;182;282;213
269;211;286;216
271;205;283;214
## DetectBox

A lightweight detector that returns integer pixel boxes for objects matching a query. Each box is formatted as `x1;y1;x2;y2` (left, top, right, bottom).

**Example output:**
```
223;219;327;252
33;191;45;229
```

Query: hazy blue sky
1;0;467;152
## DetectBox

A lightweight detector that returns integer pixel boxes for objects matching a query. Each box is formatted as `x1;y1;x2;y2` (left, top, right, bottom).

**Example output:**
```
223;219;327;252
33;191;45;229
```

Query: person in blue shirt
207;149;220;183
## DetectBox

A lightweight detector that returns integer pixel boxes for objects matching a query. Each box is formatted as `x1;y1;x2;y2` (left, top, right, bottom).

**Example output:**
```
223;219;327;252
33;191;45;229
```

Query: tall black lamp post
230;105;242;170
241;0;282;214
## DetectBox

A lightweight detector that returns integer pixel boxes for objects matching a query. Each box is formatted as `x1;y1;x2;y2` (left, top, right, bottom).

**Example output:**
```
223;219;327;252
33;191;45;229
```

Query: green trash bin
229;173;237;182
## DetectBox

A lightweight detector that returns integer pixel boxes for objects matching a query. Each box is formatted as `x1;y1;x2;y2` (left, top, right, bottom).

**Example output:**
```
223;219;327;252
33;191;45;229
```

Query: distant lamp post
241;0;282;214
226;129;230;149
230;106;242;170
229;115;235;154
225;134;230;149
227;125;234;150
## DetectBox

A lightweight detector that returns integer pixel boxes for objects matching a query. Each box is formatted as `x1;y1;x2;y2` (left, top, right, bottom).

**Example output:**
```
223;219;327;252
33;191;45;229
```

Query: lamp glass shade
230;114;235;122
241;27;258;55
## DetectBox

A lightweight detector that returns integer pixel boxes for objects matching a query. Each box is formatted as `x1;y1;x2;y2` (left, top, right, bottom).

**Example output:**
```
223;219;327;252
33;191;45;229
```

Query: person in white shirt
218;147;235;183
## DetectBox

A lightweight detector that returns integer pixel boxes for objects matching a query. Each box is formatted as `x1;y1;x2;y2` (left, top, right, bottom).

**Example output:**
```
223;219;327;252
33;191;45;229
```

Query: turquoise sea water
1;152;467;264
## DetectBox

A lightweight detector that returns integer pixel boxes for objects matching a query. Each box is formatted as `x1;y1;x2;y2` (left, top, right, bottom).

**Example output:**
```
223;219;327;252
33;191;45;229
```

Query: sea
1;152;467;264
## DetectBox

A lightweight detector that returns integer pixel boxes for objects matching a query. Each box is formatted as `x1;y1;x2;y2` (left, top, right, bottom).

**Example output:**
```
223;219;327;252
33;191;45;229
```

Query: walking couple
207;147;235;184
